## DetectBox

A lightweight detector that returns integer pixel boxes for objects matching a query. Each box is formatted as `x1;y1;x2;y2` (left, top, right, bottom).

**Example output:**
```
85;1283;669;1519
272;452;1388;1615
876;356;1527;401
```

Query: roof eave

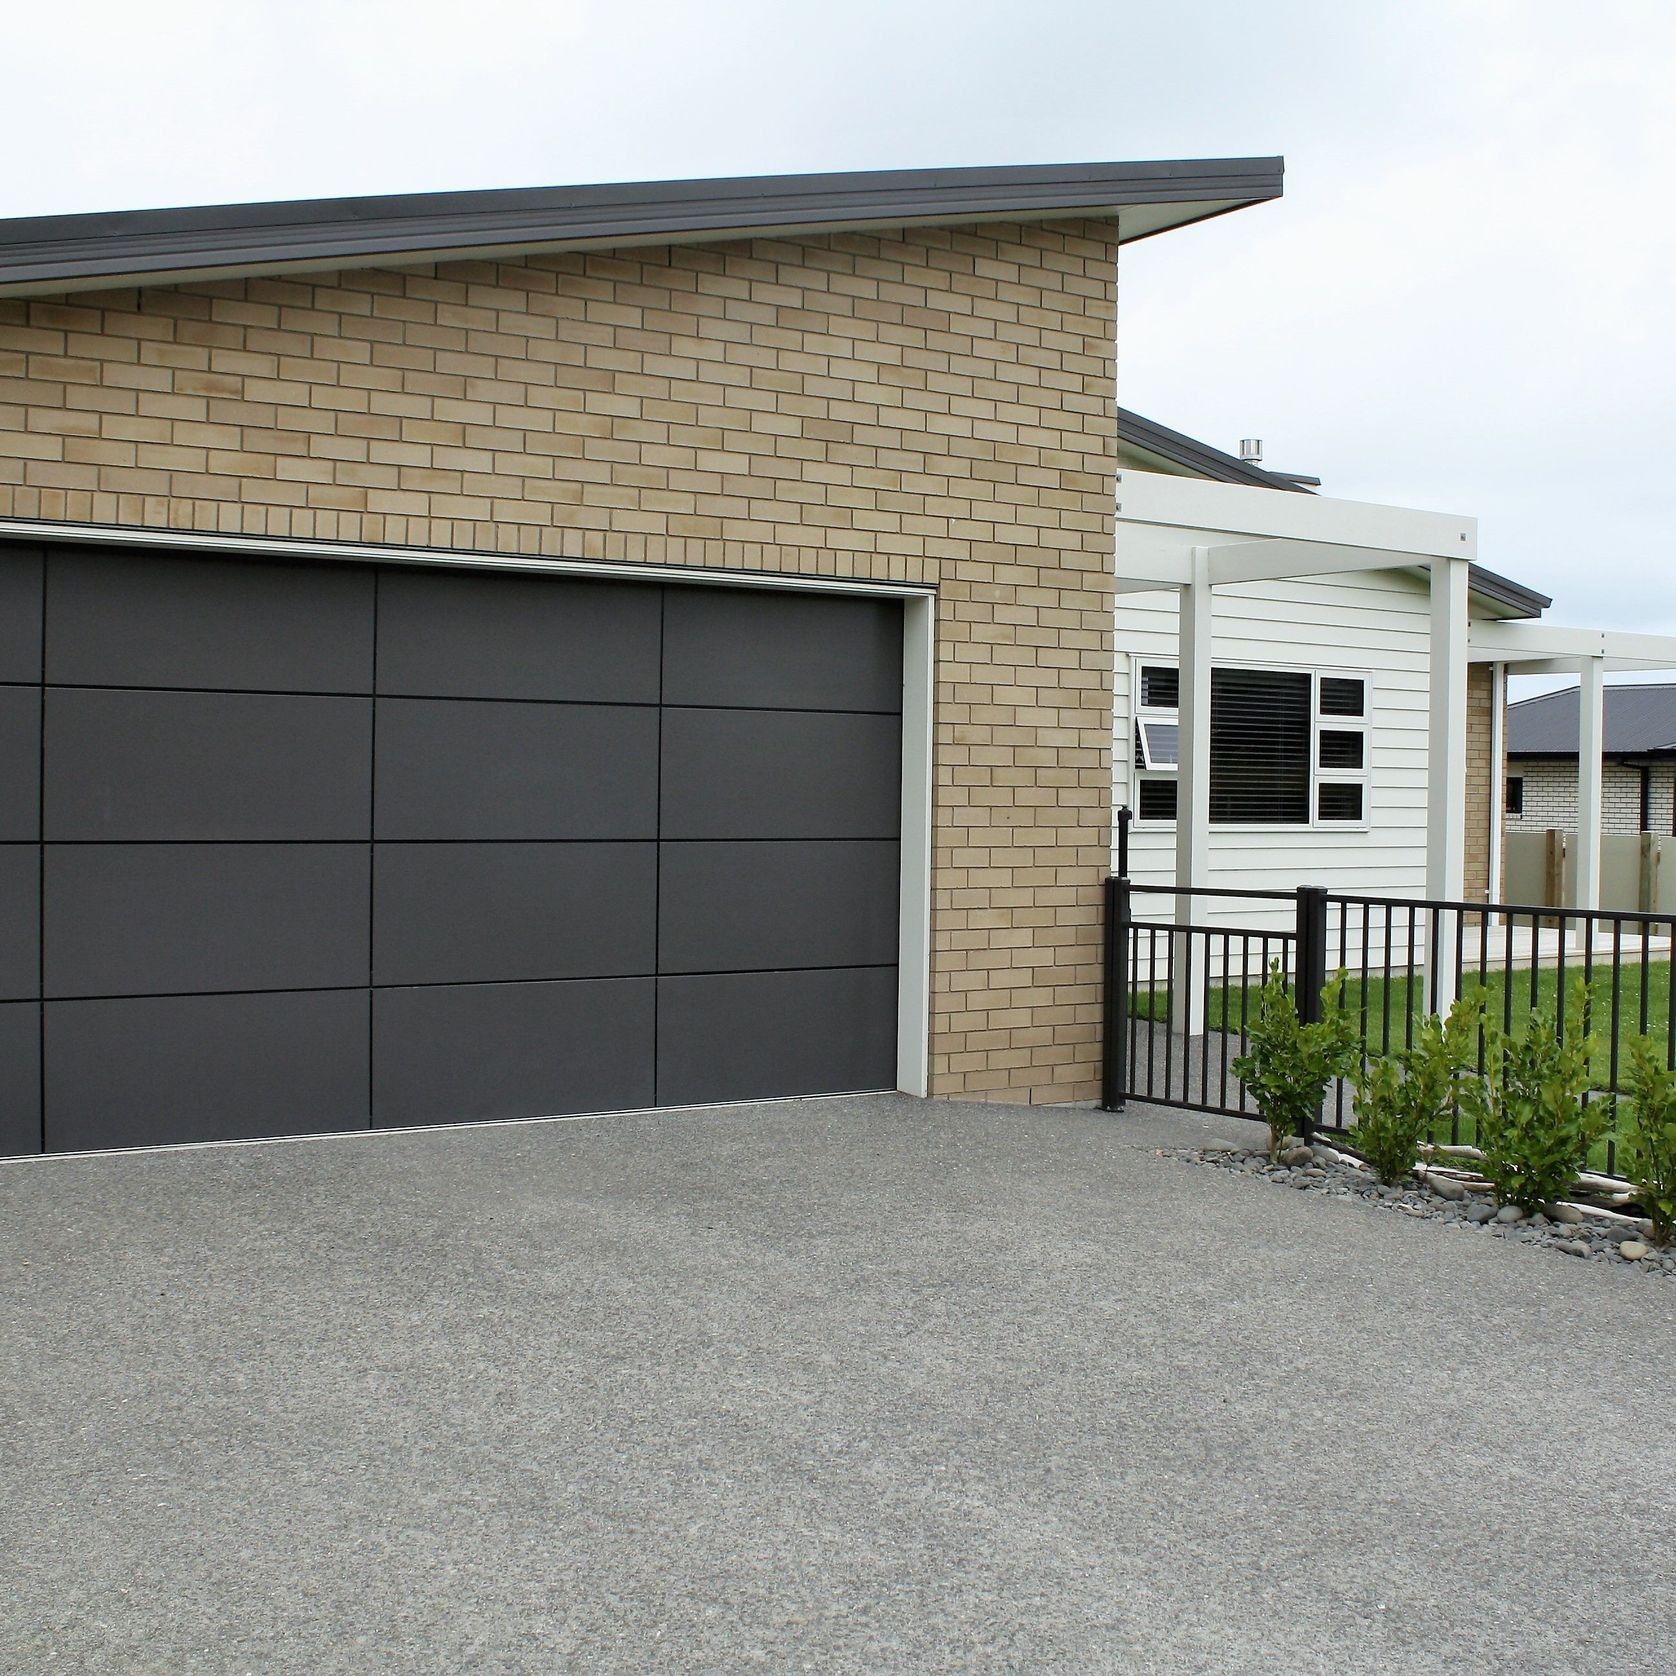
1466;564;1551;620
0;157;1285;298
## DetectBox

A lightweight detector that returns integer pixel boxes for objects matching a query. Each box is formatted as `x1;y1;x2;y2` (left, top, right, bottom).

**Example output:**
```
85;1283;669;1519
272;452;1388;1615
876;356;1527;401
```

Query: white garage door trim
0;517;937;1098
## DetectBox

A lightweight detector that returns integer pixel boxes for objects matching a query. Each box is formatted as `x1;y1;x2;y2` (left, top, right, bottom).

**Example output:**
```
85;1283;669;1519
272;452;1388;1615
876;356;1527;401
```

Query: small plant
1477;976;1610;1213
1232;963;1358;1157
1618;1034;1676;1244
1348;993;1485;1184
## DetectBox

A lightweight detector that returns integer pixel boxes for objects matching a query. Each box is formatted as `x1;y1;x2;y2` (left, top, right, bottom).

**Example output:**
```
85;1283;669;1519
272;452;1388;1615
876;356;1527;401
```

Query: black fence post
1294;884;1330;1139
1101;873;1131;1112
1295;885;1329;1024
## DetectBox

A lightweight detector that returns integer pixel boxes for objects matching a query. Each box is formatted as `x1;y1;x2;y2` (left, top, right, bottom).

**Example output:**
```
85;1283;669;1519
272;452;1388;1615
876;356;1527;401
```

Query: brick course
0;220;1119;1103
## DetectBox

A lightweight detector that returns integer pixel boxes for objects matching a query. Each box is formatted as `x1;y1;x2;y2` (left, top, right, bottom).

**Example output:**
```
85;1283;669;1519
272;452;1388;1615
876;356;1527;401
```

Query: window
1505;775;1524;816
1311;675;1368;824
1132;663;1180;821
1128;660;1369;827
1319;676;1365;717
1210;668;1312;823
1138;778;1178;821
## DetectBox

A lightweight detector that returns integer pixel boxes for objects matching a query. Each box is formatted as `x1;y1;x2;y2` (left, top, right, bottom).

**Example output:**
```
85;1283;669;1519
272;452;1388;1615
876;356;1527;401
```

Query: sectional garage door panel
0;688;41;842
372;842;657;986
45;990;372;1153
660;710;902;840
376;568;661;703
44;845;371;999
657;967;899;1107
46;549;376;693
662;587;903;711
658;841;900;975
372;979;655;1128
0;547;42;683
2;542;906;1156
374;699;659;841
0;847;38;1001
0;1003;40;1157
45;690;374;842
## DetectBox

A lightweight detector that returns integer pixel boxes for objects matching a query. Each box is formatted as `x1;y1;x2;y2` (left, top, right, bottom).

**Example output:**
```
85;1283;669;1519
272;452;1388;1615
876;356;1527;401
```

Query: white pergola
1466;622;1676;921
1114;469;1480;908
1113;469;1676;1022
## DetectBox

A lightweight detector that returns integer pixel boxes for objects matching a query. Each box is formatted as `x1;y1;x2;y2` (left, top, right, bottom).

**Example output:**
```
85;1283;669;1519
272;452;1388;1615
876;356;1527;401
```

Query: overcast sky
4;1;1672;654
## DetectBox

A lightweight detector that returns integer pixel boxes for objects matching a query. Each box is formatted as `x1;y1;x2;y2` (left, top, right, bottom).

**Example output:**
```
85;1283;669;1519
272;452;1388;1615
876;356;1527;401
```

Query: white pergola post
1426;556;1470;1011
1574;655;1605;939
1173;547;1213;1034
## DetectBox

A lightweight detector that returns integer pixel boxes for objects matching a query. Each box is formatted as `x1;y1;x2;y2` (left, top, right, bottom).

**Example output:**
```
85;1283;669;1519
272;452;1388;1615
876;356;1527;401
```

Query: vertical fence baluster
1638;916;1651;1039
1360;901;1372;1054
1609;916;1623;1092
1147;925;1159;1100
1556;912;1568;1041
1218;931;1232;1110
1383;909;1396;1056
1163;923;1176;1104
1198;927;1211;1108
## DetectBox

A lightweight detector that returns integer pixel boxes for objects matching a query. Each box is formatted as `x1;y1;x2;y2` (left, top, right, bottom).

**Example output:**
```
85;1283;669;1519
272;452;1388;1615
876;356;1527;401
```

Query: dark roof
1508;684;1676;757
1117;407;1552;620
1117;408;1310;492
0;157;1285;298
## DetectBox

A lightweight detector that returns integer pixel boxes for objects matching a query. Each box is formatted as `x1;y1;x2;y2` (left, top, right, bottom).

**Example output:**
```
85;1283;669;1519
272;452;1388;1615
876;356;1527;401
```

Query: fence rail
1102;873;1676;1179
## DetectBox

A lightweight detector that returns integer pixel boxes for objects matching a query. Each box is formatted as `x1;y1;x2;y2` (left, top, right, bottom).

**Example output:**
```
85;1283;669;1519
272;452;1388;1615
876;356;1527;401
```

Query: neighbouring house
1109;413;1550;907
0;156;1293;1154
1506;684;1676;836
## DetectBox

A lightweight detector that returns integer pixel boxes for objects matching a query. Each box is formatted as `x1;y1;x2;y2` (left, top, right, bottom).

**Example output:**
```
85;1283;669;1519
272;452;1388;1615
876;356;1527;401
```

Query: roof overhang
0;156;1284;299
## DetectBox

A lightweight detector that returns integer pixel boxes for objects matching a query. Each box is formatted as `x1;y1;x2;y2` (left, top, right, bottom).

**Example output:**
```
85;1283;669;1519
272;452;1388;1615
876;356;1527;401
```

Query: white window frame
1313;675;1370;827
1132;661;1181;823
1126;654;1373;831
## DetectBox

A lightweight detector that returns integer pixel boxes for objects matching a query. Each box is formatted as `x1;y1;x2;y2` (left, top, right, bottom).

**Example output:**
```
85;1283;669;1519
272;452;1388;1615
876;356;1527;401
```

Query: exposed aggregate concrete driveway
2;1093;1673;1674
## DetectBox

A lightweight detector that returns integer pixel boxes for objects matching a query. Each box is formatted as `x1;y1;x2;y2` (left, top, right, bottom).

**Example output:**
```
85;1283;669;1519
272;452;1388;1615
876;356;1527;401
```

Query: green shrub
1232;963;1359;1157
1618;1034;1676;1244
1348;993;1485;1184
1478;976;1610;1213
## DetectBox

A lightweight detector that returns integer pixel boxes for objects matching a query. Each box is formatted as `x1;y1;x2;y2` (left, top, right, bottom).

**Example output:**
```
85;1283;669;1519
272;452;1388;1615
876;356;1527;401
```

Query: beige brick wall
0;220;1119;1103
1464;661;1495;902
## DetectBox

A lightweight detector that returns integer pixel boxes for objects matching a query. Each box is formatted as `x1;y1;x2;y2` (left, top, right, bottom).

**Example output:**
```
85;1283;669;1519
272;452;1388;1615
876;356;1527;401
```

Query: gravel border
1164;1137;1676;1275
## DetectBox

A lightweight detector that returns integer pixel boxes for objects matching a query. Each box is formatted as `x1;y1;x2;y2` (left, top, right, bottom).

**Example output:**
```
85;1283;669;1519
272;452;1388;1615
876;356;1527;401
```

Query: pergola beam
1468;621;1676;667
1205;538;1424;588
1116;468;1477;559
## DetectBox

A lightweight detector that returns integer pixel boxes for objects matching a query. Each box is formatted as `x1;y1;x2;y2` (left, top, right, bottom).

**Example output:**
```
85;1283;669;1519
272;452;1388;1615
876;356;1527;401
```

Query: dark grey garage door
0;544;903;1155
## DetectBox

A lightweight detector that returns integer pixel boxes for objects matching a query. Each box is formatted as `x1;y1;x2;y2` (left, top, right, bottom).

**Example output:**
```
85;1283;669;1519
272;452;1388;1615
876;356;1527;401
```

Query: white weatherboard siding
1115;565;1434;935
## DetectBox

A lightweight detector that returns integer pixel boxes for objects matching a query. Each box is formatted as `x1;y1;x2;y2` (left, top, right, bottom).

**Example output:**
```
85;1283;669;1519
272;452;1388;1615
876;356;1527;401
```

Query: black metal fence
1101;873;1676;1180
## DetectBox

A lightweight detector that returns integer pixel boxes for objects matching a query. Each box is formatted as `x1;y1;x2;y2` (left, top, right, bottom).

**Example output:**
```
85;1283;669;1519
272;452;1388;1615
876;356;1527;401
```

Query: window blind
1209;668;1312;823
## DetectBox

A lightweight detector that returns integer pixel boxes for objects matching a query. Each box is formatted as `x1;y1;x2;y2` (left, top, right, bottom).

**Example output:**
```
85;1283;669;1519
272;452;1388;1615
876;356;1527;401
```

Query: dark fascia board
1464;563;1550;619
1510;749;1676;760
1118;407;1551;620
0;157;1284;298
1117;407;1310;492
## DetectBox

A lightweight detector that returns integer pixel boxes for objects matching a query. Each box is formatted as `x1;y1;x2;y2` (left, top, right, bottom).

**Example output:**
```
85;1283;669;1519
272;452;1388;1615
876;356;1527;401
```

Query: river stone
1495;1205;1526;1224
1620;1240;1650;1261
1428;1176;1467;1201
1556;1239;1590;1257
1552;1203;1585;1224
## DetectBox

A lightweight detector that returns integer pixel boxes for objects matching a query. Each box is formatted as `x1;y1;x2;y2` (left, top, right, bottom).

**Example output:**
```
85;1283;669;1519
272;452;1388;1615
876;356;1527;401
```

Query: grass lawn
1130;959;1672;1175
1133;960;1671;1088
